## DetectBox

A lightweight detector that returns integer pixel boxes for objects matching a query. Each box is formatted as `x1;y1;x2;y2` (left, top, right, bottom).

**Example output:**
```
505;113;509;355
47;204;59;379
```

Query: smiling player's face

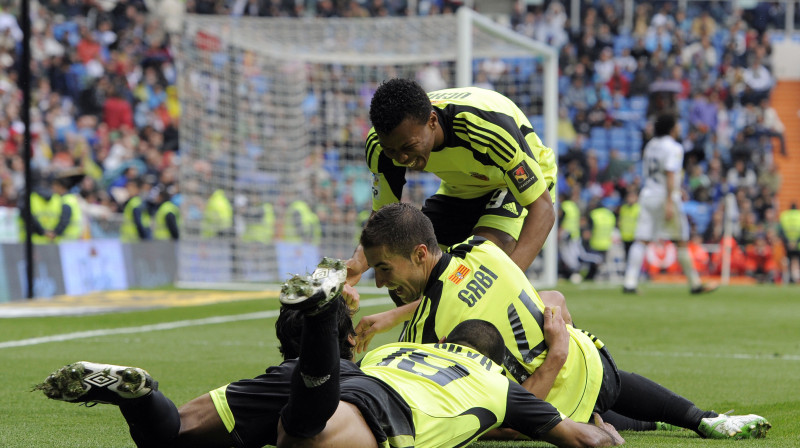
377;112;437;171
363;244;428;303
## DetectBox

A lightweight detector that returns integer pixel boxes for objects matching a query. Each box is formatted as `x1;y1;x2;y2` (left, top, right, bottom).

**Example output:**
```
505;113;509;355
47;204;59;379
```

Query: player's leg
667;197;718;294
277;401;378;448
36;361;182;447
622;197;655;293
279;261;370;445
609;370;770;439
172;393;234;448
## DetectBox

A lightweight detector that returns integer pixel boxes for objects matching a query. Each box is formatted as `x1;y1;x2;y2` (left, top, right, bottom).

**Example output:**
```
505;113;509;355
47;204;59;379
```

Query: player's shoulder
447;236;496;258
429;86;508;108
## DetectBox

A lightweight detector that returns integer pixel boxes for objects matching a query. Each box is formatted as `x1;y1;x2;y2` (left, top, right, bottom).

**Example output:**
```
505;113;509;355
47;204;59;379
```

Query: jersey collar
424;251;452;295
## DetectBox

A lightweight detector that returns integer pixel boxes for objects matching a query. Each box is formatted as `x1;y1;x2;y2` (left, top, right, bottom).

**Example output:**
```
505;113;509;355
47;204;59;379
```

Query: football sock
676;245;701;289
598;410;656;431
282;302;341;438
623;241;646;289
611;370;717;434
119;390;181;447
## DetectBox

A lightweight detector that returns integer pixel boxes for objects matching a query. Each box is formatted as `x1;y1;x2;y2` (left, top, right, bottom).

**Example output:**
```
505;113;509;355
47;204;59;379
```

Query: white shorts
634;193;689;242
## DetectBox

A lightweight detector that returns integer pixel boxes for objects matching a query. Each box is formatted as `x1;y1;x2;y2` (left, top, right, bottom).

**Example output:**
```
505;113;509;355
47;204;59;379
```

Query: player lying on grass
350;202;771;440
36;260;624;448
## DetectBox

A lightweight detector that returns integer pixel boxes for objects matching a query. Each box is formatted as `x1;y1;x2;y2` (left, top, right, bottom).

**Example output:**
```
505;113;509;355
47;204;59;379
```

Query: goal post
176;10;559;289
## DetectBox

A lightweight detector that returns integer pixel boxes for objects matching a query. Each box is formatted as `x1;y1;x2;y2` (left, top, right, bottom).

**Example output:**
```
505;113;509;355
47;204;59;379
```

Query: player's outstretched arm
354;299;420;353
542;413;624;448
345;245;369;287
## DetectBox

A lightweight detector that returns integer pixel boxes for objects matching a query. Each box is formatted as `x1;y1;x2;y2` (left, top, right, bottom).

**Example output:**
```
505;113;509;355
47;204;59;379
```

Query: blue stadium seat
559;75;571;93
684;200;714;235
593;149;610;170
628;128;643;159
556;140;569;156
589;127;609;151
613;34;635;56
529;115;545;134
629;95;648;113
609;127;628;151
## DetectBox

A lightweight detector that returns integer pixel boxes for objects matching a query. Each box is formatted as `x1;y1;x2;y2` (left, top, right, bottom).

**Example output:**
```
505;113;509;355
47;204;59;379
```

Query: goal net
177;9;559;288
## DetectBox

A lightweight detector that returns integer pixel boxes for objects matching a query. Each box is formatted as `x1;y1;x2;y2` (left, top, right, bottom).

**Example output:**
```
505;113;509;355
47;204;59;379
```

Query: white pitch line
0;298;393;350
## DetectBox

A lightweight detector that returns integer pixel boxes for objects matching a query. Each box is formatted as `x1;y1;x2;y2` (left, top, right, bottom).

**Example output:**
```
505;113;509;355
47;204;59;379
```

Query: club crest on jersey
508;160;537;192
469;172;489;181
371;174;380;197
448;264;470;285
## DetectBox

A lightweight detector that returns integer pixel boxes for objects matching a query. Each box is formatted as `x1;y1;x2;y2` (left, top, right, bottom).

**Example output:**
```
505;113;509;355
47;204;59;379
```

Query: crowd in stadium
0;0;794;281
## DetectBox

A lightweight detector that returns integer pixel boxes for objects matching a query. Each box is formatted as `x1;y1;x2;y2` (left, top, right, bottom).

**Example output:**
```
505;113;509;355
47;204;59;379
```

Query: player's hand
543;306;569;362
342;283;360;316
345;257;365;287
592;413;625;445
354;310;397;354
664;201;675;222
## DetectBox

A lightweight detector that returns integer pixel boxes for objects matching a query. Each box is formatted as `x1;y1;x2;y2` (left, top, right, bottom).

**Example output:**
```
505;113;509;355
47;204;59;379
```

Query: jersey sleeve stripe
448;122;505;169
450;104;528;156
453;121;511;164
519;125;540;159
365;132;380;169
453;117;516;163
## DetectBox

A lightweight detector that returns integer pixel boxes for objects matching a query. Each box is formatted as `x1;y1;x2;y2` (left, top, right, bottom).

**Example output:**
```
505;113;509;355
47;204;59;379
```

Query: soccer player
353;202;770;440
35;270;362;448
621;113;718;295
277;267;624;448
37;261;623;448
345;78;557;304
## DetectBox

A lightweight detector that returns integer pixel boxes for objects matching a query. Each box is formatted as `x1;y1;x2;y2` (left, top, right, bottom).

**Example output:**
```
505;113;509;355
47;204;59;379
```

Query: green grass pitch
2;282;798;447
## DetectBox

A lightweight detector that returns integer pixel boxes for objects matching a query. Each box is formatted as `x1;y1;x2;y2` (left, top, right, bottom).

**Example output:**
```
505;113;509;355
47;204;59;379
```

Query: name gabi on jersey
457;265;499;307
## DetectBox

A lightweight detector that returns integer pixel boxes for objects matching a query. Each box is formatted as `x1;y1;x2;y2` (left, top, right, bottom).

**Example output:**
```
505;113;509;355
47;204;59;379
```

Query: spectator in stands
606;66;630;98
103;84;134;131
594;47;616;84
691;10;717;40
744;233;777;283
741;56;773;105
755;97;786;156
562;75;594;112
688;90;717;134
557;106;577;147
729;130;760;164
726;158;757;195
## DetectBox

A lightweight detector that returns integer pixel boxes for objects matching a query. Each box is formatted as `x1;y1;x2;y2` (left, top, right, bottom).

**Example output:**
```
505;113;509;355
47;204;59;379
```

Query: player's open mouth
406;159;417;168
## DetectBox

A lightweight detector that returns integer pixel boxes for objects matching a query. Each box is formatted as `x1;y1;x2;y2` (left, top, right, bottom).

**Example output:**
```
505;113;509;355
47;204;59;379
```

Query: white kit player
622;114;718;295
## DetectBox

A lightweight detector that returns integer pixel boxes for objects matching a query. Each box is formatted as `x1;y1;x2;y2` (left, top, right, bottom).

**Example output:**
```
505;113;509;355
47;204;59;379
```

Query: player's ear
414;244;428;263
428;111;437;128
